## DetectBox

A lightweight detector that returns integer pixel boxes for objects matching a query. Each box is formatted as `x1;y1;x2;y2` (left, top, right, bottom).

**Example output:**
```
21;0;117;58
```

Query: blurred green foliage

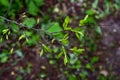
0;0;120;80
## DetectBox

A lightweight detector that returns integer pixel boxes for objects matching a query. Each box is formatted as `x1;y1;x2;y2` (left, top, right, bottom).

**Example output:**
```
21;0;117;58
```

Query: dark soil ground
97;13;120;77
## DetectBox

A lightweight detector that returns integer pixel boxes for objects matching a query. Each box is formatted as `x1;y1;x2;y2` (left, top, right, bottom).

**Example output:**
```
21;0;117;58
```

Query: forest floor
97;13;120;77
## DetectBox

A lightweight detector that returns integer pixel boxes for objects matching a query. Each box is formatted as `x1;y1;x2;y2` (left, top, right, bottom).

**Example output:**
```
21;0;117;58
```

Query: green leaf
42;44;52;53
63;16;71;30
56;52;63;59
1;56;8;63
84;15;89;21
86;63;92;69
11;23;19;32
72;29;83;37
16;75;22;80
69;53;78;64
6;35;8;40
91;56;99;64
95;26;102;35
34;0;44;7
16;50;24;58
62;46;68;65
19;34;25;40
70;47;84;54
46;22;62;33
40;49;44;57
79;15;89;26
92;0;98;9
62;46;66;55
22;18;36;28
79;20;85;26
60;39;69;45
10;48;14;54
0;53;7;58
69;74;77;80
2;29;9;34
64;55;68;65
0;0;9;7
26;34;39;46
28;1;39;15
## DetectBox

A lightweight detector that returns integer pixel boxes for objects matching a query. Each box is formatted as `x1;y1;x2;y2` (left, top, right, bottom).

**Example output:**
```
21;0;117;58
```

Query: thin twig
0;16;41;31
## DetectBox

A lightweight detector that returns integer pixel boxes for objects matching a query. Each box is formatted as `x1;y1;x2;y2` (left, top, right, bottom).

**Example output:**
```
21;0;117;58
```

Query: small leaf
10;48;14;54
42;44;52;53
1;56;8;63
86;63;92;69
6;35;8;40
22;18;36;28
91;56;99;64
19;34;25;40
40;49;44;57
2;29;9;34
56;52;63;59
62;46;66;55
62;46;69;65
64;55;68;65
69;74;77;80
70;47;84;54
84;15;89;21
79;15;89;26
65;16;70;23
63;16;70;30
16;50;24;58
95;26;102;35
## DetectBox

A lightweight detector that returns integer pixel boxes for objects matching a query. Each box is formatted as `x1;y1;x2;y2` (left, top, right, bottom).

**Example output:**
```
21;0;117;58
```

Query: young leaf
40;49;44;57
70;47;84;54
10;48;14;54
64;55;68;65
62;46;66;55
79;15;89;26
6;35;8;40
56;52;63;59
63;16;71;30
84;15;89;21
62;46;69;65
2;29;9;34
19;34;25;40
42;44;52;53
